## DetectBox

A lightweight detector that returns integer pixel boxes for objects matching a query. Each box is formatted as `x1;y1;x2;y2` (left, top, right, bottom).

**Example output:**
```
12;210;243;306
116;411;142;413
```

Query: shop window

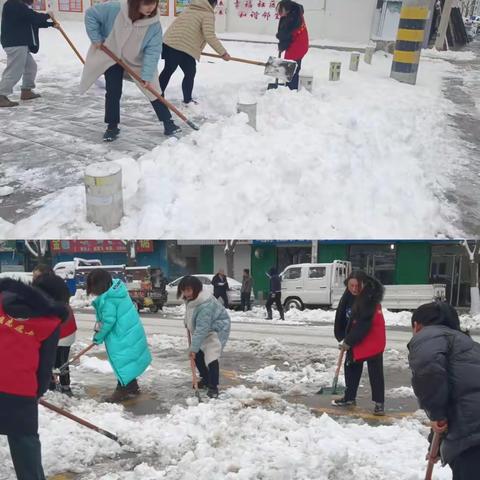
58;0;83;13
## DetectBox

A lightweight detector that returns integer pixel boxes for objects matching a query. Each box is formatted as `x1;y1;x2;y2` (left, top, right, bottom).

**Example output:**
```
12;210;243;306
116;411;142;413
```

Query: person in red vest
33;273;78;397
275;0;309;90
0;277;68;480
332;271;386;416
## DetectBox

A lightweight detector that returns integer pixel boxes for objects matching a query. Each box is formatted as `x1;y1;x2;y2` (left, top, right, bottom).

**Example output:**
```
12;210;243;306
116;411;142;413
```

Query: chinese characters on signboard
233;0;279;21
50;240;154;253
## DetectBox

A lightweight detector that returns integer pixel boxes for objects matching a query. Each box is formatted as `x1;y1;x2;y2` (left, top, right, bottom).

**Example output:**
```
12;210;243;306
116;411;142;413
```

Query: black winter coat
0;0;53;53
0;278;68;436
334;276;384;347
408;325;480;464
212;274;229;297
276;2;304;53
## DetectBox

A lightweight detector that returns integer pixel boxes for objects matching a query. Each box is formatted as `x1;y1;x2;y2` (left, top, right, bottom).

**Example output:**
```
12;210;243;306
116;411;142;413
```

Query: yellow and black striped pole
391;0;432;85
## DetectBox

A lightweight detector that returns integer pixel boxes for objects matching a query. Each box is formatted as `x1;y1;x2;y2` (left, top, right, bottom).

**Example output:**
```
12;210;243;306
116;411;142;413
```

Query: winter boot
373;402;385;416
0;95;19;107
103;126;120;142
124;379;140;396
331;397;356;407
59;385;73;397
163;120;181;136
20;89;41;101
207;387;219;399
195;378;208;390
104;385;130;403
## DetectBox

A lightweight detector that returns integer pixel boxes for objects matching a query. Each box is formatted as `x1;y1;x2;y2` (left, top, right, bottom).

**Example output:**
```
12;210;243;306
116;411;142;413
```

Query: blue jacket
190;297;231;353
84;1;162;82
92;279;151;385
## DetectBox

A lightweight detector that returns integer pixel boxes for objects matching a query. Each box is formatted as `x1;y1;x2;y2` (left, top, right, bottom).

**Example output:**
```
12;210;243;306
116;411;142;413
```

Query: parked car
280;261;446;311
165;274;254;308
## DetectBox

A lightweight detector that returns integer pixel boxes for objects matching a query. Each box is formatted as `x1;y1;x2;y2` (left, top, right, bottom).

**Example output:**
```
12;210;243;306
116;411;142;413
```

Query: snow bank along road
0;23;478;237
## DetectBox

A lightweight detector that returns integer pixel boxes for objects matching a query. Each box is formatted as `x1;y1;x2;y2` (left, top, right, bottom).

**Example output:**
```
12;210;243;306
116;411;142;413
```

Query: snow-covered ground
0;22;473;237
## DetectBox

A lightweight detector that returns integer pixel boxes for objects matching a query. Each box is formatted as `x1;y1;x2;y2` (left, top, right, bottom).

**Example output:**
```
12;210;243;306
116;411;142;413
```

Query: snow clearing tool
187;330;202;402
100;45;199;131
425;430;443;480
317;348;346;395
54;343;96;376
50;16;85;65
201;52;298;82
39;399;123;446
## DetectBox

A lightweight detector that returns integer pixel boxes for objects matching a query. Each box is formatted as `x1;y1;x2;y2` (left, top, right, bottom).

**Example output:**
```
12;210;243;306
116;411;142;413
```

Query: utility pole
435;0;454;50
391;0;432;85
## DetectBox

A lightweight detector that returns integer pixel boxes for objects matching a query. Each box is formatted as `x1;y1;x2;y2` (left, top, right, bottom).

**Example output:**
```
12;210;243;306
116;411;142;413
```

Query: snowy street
2;308;476;479
1;24;479;237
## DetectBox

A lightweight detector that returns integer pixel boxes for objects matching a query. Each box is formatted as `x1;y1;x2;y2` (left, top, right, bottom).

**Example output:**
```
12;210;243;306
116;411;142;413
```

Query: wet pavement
441;39;480;235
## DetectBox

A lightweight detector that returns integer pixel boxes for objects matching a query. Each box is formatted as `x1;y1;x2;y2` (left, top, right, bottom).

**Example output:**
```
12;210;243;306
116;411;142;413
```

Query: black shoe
125;379;140;395
164;120;181;136
207;387;219;399
331;397;356;407
103;127;120;142
373;402;385;416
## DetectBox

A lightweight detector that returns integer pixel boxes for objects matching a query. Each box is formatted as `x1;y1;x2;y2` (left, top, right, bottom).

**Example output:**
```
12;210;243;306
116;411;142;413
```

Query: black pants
287;58;302;90
214;291;229;309
344;353;384;403
241;292;251;311
7;433;45;480
51;346;71;387
266;292;284;319
195;349;219;388
104;63;171;127
159;44;197;103
451;445;480;480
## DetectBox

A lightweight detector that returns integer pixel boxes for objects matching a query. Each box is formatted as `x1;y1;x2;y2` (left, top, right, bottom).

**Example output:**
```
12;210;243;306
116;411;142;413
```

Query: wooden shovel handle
187;330;199;390
51;17;85;65
425;431;442;480
201;52;266;67
100;45;199;130
58;343;95;373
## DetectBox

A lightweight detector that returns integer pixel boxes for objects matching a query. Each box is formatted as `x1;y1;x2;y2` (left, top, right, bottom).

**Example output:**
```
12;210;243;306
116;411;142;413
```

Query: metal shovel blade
316;386;346;395
264;56;298;81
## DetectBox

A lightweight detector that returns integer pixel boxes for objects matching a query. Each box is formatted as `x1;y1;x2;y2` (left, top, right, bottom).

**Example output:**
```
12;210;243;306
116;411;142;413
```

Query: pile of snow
387;386;416;399
78;356;113;374
1;23;469;237
0;386;451;479
70;289;94;309
242;363;342;395
148;334;188;352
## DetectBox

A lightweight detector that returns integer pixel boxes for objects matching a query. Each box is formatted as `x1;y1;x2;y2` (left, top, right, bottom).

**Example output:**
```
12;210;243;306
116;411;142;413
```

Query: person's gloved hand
338;342;350;351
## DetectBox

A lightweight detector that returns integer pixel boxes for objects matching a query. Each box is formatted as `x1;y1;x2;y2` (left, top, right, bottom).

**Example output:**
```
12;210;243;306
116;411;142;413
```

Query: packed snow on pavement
0;22;472;238
0;328;449;479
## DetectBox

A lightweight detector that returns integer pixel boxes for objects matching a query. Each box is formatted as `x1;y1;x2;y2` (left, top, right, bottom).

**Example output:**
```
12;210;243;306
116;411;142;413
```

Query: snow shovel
201;52;298;82
317;348;346;395
39;399;123;446
187;330;202;402
54;343;96;376
424;430;443;480
100;45;200;131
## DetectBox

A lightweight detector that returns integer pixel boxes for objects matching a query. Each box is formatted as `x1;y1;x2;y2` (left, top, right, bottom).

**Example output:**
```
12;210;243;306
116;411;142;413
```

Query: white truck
280;261;446;311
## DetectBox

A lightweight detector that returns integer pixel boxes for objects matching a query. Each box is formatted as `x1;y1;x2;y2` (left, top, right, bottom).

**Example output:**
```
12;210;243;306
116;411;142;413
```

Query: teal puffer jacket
92;279;151;386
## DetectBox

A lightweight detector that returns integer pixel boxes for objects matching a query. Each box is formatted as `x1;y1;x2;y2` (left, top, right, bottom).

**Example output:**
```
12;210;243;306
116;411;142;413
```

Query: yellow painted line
221;368;239;380
397;28;425;42
49;474;76;480
400;6;429;20
310;406;414;422
393;50;420;64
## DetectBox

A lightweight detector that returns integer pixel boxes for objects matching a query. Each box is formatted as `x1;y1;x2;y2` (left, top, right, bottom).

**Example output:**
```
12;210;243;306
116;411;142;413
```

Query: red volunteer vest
60;306;77;339
0;299;61;397
352;304;386;362
285;18;309;61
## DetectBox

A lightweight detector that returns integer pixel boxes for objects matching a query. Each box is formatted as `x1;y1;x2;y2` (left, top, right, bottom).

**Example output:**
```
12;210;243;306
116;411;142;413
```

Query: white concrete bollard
84;162;124;231
237;101;257;130
350;53;360;72
364;47;375;65
299;74;314;92
329;62;342;81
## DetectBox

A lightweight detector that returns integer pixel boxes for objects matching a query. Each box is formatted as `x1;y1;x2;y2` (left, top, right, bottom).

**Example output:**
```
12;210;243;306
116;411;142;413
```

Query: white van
280;261;446;311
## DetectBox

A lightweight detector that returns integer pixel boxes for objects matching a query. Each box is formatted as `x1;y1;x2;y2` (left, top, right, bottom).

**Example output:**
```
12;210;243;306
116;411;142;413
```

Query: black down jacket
408;325;480;464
